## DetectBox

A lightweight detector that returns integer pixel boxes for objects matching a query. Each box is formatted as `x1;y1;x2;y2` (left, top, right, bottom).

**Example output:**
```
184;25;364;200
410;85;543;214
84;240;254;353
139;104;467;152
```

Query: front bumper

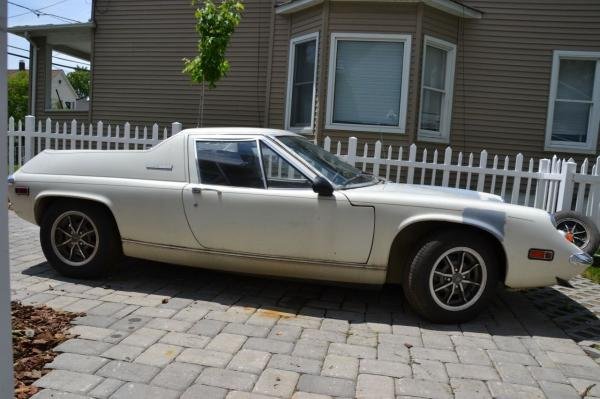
569;252;594;267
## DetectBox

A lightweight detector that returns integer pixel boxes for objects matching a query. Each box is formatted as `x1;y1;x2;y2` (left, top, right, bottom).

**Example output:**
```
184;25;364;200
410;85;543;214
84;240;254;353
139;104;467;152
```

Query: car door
182;135;375;264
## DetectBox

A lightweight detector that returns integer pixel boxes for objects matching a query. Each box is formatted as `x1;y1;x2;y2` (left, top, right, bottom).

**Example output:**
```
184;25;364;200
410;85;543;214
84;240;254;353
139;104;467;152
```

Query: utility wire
8;1;81;23
8;45;90;66
9;0;69;19
8;52;87;70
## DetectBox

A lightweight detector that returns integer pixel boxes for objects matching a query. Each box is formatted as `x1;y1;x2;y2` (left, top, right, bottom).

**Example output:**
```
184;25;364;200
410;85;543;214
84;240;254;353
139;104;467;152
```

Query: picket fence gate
7;115;600;229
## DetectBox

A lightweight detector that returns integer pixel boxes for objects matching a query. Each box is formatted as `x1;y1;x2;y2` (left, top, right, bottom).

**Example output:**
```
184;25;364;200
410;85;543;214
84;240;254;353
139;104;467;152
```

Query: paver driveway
9;211;600;399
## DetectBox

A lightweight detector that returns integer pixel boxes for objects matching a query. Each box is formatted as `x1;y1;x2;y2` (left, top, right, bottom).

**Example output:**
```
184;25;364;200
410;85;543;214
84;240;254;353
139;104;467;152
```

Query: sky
8;0;92;72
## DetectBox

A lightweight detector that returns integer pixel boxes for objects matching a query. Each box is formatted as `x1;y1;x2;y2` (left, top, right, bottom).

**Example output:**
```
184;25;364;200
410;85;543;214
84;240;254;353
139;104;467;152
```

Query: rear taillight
14;186;29;196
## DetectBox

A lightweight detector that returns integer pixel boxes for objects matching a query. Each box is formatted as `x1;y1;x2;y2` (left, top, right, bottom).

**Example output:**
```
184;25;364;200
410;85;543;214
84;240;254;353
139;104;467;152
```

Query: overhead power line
8;45;90;66
8;52;88;70
8;1;81;23
9;0;70;19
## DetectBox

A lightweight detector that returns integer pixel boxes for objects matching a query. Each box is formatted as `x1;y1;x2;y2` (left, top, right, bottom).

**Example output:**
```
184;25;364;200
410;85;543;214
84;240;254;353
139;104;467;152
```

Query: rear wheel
402;230;500;323
40;200;122;278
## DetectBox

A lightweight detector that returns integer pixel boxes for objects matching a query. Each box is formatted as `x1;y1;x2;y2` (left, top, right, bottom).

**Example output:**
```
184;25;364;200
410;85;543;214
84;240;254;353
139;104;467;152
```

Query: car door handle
192;187;221;195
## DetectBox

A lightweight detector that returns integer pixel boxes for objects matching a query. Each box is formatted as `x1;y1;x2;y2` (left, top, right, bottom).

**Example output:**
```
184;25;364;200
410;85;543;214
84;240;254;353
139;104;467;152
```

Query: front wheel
40;200;122;278
402;230;500;323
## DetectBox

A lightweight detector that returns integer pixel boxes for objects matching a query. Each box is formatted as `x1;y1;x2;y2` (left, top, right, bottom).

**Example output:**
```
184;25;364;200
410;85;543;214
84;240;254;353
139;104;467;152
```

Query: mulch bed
12;302;81;399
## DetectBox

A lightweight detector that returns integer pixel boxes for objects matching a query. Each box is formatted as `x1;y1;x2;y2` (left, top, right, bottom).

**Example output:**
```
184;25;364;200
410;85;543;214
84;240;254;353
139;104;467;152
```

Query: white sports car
8;128;594;322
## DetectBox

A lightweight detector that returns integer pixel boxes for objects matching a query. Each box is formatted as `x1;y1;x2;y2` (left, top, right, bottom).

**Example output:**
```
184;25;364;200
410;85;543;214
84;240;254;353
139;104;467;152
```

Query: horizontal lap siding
454;0;600;161
92;0;271;129
320;3;418;152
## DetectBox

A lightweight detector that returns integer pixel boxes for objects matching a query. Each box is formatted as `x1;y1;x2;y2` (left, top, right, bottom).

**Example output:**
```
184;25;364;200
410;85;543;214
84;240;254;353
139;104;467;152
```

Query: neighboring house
8;0;600;159
50;69;80;111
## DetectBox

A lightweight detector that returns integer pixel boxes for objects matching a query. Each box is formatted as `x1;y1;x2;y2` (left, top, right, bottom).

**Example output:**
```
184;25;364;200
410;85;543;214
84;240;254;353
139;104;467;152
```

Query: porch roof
275;0;482;18
8;22;94;60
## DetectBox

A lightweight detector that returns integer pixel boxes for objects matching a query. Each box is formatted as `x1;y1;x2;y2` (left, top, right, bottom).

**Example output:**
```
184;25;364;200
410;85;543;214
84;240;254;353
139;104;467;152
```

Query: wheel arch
34;192;121;239
386;215;507;284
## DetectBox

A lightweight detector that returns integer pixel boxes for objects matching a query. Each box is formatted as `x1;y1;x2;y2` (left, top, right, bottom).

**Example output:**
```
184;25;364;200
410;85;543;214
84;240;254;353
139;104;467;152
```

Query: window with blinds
546;51;600;153
326;33;411;134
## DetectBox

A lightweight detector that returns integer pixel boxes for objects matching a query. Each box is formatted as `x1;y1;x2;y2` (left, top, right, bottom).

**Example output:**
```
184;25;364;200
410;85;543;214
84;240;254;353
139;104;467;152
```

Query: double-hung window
326;33;412;134
545;51;600;153
418;36;456;143
286;33;319;134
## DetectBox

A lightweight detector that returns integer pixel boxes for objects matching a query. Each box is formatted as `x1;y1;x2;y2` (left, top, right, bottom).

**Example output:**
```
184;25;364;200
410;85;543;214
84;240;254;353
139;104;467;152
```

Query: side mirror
312;176;334;196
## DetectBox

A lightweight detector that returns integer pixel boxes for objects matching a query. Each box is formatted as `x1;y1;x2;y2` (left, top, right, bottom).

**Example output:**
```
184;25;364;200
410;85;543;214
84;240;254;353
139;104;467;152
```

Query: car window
260;142;312;189
196;140;264;188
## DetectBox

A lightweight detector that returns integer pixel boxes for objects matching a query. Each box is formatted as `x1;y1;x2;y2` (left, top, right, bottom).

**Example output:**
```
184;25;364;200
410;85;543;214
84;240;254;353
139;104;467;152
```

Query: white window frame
545;50;600;154
285;32;319;135
418;36;457;144
325;32;412;134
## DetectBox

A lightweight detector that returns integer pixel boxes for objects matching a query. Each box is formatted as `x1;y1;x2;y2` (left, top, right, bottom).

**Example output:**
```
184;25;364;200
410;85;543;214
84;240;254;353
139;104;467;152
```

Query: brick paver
8;211;600;399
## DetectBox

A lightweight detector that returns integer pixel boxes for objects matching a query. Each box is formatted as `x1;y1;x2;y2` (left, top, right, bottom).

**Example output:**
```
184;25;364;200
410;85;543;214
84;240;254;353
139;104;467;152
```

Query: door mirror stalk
312;176;334;196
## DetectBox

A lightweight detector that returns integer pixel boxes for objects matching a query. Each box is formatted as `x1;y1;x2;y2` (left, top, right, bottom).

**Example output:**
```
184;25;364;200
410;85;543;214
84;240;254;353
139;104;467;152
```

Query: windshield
277;136;379;187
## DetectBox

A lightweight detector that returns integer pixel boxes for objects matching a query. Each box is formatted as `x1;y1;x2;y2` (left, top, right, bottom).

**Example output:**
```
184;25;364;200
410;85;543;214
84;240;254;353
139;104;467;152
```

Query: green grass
583;251;600;283
584;266;600;283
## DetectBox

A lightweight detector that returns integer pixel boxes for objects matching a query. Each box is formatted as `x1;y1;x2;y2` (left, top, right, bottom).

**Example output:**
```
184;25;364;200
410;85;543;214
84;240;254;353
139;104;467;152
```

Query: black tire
402;229;500;323
554;210;600;256
40;200;122;278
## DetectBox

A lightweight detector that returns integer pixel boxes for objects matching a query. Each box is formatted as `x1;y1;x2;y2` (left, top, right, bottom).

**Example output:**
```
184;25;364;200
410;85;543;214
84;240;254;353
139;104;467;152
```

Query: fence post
476;150;487;191
347;137;358;167
510;154;523;204
24;115;35;163
171;122;182;136
442;147;452;187
556;161;577;212
70;119;77;150
373;141;382;177
407;144;416;184
534;158;550;209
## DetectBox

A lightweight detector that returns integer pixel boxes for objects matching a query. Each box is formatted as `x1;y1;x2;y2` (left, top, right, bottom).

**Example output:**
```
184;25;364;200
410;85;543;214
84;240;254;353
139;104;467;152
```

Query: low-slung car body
9;128;593;322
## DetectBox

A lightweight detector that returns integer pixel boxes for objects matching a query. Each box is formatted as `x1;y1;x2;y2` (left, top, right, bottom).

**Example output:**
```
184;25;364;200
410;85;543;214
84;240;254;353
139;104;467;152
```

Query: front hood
345;182;504;203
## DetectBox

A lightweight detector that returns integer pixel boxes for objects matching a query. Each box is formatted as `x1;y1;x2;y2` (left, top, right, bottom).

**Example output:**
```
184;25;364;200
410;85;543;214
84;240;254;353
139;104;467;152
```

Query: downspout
24;33;37;117
315;0;329;143
263;0;276;127
408;3;424;145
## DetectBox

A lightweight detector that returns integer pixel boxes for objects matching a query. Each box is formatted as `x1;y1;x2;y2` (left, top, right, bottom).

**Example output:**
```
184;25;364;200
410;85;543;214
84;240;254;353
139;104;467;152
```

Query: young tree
67;67;91;99
8;71;28;123
183;0;244;126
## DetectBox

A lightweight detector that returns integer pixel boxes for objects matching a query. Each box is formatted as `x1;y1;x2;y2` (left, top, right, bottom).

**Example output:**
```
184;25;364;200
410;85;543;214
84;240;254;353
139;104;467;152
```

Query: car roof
181;127;301;137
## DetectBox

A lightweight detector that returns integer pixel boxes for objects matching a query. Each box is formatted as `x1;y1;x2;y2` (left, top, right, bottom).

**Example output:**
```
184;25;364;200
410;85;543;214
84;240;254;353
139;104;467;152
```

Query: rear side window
196;140;264;188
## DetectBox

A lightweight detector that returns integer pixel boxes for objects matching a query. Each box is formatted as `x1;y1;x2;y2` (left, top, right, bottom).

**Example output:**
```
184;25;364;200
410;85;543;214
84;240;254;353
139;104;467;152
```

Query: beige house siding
318;3;419;153
452;0;600;160
91;0;271;129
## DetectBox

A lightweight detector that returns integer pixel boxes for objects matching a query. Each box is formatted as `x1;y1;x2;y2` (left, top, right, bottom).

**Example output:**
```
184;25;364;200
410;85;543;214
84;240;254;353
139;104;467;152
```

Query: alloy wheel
428;247;487;311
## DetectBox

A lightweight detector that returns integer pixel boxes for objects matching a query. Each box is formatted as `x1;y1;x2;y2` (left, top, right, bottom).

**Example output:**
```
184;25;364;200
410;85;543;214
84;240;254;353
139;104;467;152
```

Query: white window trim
285;32;319;135
418;35;456;144
545;50;600;154
325;32;412;134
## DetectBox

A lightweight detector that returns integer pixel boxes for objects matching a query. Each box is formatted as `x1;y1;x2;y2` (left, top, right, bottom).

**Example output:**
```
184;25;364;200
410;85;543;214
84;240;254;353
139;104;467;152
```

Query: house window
545;51;600;153
46;49;91;112
326;33;412;134
418;36;456;143
286;33;318;133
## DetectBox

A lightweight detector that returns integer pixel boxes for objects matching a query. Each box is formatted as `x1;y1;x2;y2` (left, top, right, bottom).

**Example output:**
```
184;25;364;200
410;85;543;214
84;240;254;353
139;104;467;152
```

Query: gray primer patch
463;208;507;238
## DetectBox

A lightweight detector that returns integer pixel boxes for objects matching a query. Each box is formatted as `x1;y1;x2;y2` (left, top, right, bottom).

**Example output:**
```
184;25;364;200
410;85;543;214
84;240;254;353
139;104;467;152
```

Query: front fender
396;213;505;243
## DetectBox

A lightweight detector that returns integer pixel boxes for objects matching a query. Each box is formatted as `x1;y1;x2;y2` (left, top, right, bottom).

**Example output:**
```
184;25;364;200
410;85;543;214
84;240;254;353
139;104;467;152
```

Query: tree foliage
183;0;244;89
67;67;91;99
8;71;28;123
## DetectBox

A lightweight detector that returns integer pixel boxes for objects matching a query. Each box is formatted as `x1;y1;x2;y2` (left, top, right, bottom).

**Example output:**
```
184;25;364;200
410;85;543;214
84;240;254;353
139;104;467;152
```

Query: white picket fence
7;116;182;175
7;116;600;228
